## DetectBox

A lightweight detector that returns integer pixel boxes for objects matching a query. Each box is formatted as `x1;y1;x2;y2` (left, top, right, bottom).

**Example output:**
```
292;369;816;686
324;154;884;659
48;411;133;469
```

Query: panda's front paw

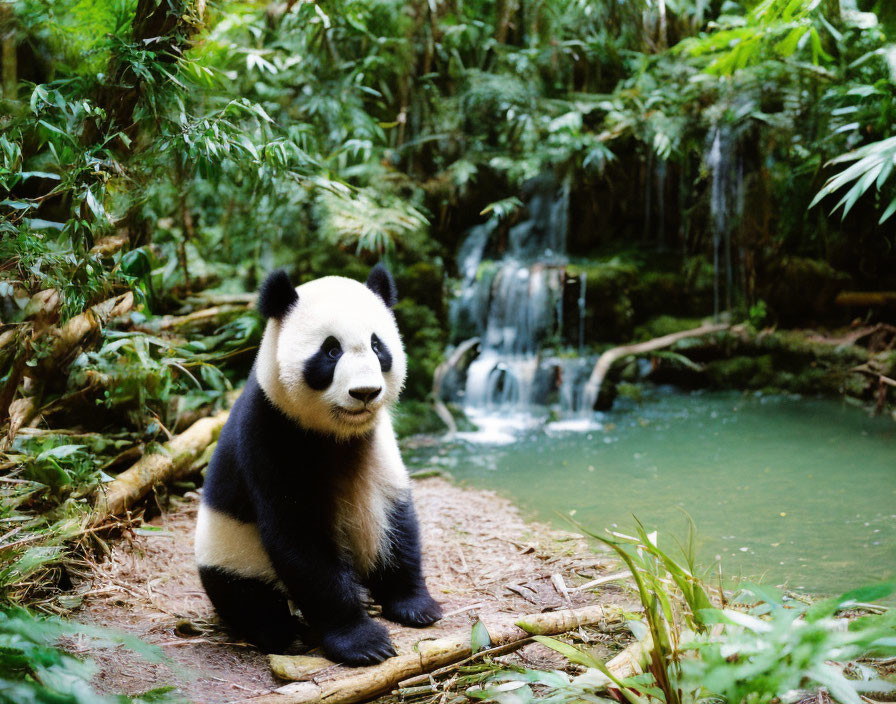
382;592;443;628
321;618;396;666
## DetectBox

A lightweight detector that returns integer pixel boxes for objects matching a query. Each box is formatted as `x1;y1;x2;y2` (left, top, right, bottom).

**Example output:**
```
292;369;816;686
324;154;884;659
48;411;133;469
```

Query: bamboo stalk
1;293;135;441
246;605;621;704
90;409;228;524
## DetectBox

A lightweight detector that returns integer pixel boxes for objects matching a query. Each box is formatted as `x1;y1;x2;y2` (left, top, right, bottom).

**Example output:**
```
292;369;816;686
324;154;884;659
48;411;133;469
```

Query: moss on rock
634;315;708;341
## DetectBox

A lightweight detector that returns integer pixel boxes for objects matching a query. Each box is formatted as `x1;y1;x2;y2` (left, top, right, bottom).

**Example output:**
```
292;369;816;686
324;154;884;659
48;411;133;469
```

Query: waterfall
444;175;598;424
577;272;587;356
707;126;741;318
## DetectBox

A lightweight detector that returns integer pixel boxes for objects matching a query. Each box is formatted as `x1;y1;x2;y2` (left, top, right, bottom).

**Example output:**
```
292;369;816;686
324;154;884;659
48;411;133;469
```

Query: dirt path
72;477;629;703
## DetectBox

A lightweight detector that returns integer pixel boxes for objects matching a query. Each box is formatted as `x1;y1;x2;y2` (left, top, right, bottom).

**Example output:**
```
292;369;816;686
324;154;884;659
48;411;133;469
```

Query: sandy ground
70;476;631;703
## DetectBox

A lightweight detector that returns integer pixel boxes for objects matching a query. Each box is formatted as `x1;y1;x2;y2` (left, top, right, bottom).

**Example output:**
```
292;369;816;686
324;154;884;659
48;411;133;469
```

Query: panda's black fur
196;266;441;665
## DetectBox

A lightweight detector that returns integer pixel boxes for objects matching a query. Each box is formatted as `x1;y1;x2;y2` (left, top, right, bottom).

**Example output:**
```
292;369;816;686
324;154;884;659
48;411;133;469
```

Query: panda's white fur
194;506;282;585
194;275;410;579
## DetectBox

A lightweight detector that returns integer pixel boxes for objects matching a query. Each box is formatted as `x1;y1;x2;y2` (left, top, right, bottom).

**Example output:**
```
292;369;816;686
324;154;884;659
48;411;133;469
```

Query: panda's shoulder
220;370;314;461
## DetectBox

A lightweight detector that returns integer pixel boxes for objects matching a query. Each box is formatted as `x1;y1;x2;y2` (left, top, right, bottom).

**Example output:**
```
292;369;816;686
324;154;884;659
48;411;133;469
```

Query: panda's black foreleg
198;566;299;653
257;523;396;666
367;498;442;628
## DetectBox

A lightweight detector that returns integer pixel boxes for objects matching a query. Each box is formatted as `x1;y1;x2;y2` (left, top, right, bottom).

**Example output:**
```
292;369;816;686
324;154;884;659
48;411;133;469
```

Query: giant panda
194;265;442;665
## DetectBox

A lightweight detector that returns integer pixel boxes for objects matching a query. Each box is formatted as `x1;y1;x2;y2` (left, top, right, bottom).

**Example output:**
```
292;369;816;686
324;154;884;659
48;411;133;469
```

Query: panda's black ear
257;269;298;319
366;264;398;308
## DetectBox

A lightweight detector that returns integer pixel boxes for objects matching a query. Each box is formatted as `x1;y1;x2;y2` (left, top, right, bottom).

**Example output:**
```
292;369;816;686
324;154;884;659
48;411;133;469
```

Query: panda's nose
349;386;382;404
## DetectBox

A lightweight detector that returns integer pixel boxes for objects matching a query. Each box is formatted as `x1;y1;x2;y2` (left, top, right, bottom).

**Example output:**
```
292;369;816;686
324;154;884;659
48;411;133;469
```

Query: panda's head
254;265;407;438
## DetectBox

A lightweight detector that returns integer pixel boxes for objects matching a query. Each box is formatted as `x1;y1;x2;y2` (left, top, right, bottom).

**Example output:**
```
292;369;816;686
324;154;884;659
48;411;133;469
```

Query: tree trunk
1;2;16;98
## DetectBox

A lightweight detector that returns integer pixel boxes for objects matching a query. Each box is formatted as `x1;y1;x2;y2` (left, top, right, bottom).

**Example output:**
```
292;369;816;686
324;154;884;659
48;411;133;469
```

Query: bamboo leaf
471;620;491;653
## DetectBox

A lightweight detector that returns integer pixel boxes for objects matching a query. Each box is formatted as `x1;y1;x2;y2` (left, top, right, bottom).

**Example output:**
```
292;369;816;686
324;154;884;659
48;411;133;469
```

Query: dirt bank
70;476;630;703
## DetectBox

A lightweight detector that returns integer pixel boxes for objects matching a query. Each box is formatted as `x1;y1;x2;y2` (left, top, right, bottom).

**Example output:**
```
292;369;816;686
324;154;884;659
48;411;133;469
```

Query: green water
406;390;896;596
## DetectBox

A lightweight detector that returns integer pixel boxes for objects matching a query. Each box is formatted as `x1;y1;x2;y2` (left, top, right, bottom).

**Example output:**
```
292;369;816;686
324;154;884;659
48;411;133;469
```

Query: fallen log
143;304;250;333
835;291;896;307
431;337;480;434
91;409;228;524
41;292;135;374
582;322;730;410
248;604;621;704
2;294;133;441
183;292;258;308
852;364;896;389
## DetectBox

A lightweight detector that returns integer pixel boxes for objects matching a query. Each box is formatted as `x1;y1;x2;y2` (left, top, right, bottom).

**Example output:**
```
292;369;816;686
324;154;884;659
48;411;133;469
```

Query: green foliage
476;521;896;704
811;136;896;223
394;299;445;400
0;606;183;703
316;186;428;256
391;400;446;437
677;0;835;75
748;299;768;328
685;584;896;704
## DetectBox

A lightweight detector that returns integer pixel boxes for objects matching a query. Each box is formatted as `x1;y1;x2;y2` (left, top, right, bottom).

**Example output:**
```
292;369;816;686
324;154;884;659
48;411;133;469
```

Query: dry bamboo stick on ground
91;409;229;524
570;570;631;592
247;605;621;704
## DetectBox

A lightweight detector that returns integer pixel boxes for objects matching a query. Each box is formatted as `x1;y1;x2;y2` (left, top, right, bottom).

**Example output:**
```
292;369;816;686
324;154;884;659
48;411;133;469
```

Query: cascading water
706;125;744;317
446;176;594;426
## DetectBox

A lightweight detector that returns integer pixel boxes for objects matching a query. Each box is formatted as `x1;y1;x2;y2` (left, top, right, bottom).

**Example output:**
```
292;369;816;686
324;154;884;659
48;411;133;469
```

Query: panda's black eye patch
304;336;342;391
371;333;392;373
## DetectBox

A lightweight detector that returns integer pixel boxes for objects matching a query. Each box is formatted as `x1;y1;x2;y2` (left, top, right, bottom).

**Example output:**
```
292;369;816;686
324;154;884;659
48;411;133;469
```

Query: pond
405;389;896;598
